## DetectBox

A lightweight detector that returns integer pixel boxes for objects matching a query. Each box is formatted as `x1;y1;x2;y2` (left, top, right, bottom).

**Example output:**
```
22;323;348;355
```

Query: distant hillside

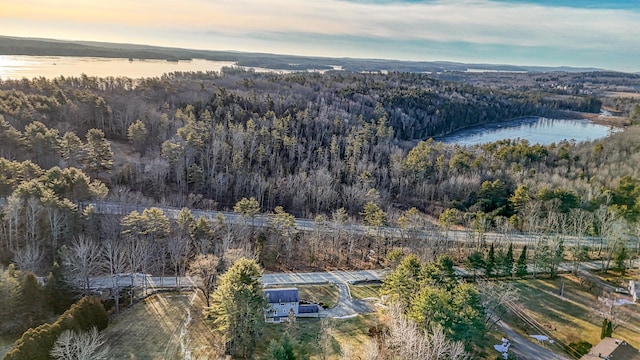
0;35;604;73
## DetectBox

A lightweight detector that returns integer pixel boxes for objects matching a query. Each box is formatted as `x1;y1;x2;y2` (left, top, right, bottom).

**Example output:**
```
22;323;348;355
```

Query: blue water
435;117;620;146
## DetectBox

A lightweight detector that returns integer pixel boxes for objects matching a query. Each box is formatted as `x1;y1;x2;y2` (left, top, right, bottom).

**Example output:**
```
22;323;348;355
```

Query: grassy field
509;274;640;351
257;313;382;359
267;284;339;308
348;284;381;300
104;289;381;360
103;291;219;360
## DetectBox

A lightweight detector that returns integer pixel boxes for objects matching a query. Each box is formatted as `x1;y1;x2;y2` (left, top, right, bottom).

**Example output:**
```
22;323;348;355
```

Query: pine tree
381;254;423;306
263;334;297;360
501;243;514;277
515;246;528;278
464;251;484;281
601;318;613;339
127;119;148;154
605;320;613;338
209;258;266;358
485;243;496;278
84;128;113;176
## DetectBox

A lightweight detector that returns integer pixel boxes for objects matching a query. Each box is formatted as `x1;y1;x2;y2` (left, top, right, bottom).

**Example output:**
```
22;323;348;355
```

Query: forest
1;67;640;280
1;67;640;358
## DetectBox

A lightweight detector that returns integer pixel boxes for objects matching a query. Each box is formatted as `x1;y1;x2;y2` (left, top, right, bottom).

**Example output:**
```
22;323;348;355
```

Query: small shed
264;288;299;323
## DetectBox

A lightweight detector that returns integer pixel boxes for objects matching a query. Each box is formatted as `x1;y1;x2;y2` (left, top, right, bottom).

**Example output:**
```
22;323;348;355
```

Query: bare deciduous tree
62;235;102;294
477;280;518;328
50;327;110;360
102;238;127;314
385;302;469;360
167;227;190;289
188;254;219;307
13;243;44;274
318;318;335;360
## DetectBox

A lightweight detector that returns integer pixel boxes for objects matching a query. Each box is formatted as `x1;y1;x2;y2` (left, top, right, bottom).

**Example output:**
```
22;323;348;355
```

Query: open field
104;289;382;360
266;284;339;308
603;91;640;99
103;291;219;360
507;274;640;354
257;314;383;359
348;284;381;300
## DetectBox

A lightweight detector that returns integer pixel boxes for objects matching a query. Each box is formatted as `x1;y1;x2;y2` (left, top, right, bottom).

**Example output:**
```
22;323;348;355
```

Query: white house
264;288;299;323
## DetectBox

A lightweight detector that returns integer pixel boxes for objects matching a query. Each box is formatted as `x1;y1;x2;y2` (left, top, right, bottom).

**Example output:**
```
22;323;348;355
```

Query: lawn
256;313;382;360
103;291;219;360
348;284;381;300
267;284;339;308
509;274;640;352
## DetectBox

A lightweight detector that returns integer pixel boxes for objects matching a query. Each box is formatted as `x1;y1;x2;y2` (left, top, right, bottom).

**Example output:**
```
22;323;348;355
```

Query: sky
1;0;639;72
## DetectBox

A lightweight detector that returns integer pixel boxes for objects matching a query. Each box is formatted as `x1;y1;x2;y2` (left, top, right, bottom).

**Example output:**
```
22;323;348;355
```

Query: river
435;117;620;145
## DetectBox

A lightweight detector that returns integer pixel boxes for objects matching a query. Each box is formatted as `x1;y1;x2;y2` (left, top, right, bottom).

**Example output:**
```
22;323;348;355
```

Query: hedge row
4;296;108;360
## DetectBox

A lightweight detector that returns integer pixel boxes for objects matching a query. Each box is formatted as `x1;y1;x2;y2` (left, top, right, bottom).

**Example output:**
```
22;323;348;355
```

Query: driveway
322;282;376;318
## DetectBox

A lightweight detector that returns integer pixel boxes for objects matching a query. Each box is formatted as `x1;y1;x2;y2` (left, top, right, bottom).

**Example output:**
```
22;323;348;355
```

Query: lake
435;117;620;145
0;55;339;80
0;55;240;80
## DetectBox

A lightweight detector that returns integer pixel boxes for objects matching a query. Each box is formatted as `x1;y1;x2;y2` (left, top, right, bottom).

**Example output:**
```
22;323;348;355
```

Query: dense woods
1;68;640;358
0;69;639;270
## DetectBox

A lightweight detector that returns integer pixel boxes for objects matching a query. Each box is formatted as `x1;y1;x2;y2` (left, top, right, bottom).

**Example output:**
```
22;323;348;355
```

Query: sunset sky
1;0;639;72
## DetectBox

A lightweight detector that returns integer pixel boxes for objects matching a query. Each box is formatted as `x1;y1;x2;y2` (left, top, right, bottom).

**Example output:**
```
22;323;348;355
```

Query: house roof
580;338;640;360
264;288;298;303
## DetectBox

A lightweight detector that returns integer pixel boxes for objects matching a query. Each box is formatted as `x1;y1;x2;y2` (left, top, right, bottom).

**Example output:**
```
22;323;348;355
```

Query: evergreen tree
381;254;423;306
19;272;48;330
263;334;297;360
59;131;85;168
127;119;148;154
501;243;514;277
605;320;613;338
601;318;613;339
614;245;628;275
515;246;528;277
209;258;266;358
464;251;484;281
84;128;113;176
485;243;496;278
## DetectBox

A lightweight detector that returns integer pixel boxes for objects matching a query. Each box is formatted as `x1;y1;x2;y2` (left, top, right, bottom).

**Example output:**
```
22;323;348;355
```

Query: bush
4;297;107;360
568;340;592;357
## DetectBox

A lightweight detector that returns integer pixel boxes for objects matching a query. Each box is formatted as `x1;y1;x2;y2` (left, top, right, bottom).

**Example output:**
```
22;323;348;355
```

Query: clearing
103;290;218;359
507;273;640;355
348;283;381;300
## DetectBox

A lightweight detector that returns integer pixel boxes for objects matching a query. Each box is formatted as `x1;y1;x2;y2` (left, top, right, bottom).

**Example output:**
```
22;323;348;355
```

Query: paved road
262;269;387;286
82;201;627;249
89;258;638;290
495;318;571;360
89;269;388;290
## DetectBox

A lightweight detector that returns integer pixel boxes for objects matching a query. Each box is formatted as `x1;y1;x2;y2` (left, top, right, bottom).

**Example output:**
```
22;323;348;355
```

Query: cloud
1;0;639;70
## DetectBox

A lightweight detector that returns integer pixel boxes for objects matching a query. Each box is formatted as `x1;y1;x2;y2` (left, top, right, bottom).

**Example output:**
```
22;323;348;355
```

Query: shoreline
574;111;630;127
